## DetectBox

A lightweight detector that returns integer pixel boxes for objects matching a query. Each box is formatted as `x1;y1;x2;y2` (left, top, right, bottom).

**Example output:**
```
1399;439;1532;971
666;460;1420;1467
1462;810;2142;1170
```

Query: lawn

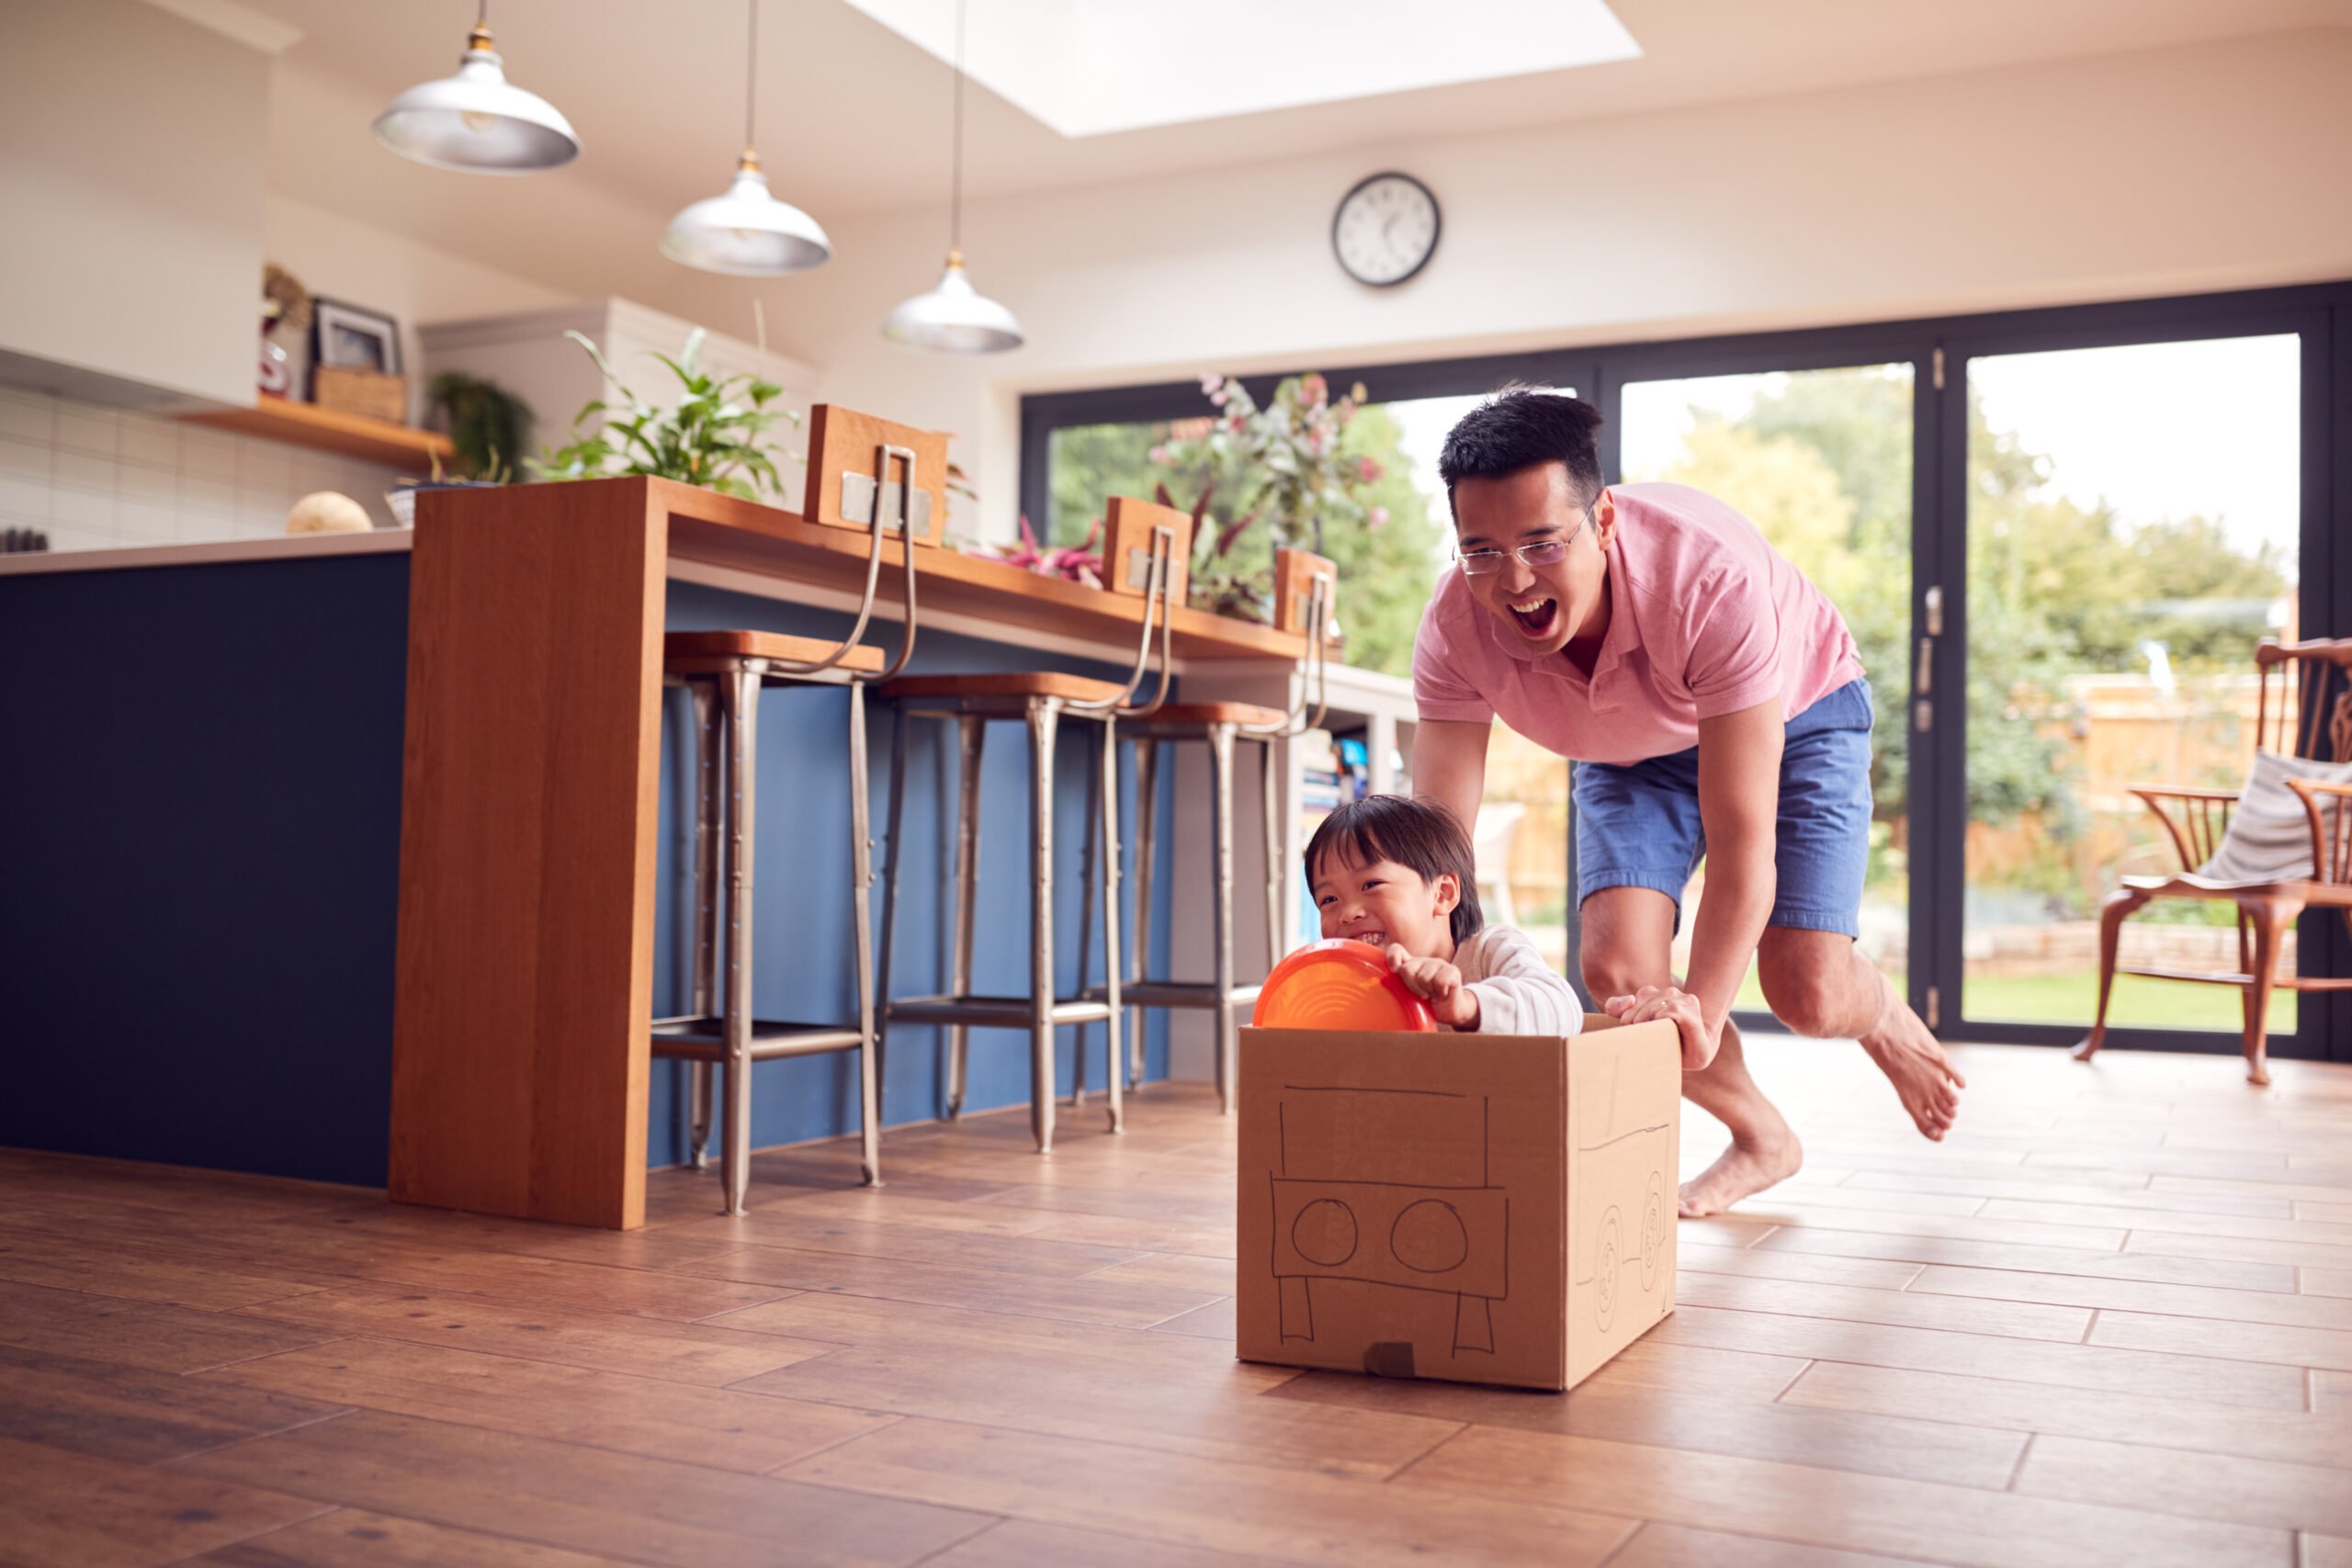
1732;968;2290;1034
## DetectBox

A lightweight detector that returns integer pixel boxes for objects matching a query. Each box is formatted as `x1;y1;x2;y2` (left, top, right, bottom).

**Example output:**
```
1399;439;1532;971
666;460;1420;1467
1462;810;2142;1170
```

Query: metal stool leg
1127;738;1157;1091
1098;714;1125;1134
876;701;910;1127
945;714;985;1121
1261;735;1284;970
686;680;721;1169
1071;728;1099;1108
1026;698;1060;1154
1209;722;1238;1115
718;666;760;1216
847;681;881;1188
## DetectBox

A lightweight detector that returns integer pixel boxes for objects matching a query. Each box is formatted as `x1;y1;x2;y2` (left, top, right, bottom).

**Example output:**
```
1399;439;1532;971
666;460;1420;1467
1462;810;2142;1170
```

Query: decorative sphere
286;491;373;535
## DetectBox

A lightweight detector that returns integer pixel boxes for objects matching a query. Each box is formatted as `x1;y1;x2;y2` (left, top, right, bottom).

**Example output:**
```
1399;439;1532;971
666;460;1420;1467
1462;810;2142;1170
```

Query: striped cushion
2198;749;2352;884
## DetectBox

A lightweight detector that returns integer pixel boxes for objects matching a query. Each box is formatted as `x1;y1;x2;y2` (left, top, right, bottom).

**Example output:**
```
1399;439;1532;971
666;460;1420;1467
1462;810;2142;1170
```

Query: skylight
841;0;1643;139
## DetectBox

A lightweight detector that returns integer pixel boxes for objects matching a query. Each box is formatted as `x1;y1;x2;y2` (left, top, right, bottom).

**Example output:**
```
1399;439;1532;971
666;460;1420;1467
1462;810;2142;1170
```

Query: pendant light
883;0;1023;353
373;1;579;175
662;0;831;276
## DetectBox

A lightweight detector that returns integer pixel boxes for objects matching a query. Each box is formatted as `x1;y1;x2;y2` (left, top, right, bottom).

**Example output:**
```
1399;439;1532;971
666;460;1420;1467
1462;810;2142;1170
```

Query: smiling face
1311;842;1460;961
1452;461;1613;659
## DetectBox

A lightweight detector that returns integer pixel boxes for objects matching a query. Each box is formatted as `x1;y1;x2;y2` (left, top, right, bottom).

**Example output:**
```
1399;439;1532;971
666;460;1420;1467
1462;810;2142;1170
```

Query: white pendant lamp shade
373;24;579;174
884;251;1023;354
662;154;831;275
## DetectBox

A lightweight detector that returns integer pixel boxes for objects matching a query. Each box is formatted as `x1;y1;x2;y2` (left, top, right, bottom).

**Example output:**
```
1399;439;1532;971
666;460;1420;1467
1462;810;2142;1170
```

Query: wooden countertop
616;477;1306;665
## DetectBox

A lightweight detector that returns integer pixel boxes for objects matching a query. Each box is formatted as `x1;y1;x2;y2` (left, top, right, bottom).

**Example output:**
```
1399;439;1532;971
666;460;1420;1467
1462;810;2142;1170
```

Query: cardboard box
1237;1015;1679;1392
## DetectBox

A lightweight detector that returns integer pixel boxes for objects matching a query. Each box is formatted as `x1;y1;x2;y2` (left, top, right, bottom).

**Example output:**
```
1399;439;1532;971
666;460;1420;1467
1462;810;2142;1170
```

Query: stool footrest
651;1019;869;1062
1084;980;1263;1010
886;994;1116;1027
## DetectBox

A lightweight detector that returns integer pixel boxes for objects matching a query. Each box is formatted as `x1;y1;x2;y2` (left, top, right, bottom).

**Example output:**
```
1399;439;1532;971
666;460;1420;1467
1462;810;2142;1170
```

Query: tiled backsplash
0;385;404;552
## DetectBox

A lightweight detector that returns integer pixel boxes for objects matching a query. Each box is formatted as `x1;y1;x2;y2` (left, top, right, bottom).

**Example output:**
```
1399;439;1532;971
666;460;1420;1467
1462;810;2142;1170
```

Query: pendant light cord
477;0;488;25
744;0;759;154
949;0;965;253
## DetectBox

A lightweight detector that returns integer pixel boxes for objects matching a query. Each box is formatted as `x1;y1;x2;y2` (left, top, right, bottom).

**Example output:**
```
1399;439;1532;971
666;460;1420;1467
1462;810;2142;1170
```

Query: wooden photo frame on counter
800;404;949;546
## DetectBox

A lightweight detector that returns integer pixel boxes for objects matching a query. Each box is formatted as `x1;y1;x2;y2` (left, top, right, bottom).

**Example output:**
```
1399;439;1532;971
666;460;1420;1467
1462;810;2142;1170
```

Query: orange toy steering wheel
1251;939;1438;1032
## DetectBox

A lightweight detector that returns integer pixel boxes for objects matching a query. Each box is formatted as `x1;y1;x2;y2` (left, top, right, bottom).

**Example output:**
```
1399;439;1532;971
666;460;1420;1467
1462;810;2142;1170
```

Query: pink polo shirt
1412;482;1862;766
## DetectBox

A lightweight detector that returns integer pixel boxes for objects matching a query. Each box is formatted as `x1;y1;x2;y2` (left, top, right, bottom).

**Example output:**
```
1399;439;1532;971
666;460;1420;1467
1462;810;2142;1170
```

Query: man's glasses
1454;511;1589;576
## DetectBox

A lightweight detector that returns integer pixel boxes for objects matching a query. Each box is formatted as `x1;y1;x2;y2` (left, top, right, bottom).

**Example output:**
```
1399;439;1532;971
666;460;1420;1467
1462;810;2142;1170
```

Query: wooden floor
5;1035;2352;1568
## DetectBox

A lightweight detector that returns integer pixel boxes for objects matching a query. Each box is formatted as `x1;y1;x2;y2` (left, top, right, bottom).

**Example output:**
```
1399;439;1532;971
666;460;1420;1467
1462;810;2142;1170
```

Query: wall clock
1332;171;1441;288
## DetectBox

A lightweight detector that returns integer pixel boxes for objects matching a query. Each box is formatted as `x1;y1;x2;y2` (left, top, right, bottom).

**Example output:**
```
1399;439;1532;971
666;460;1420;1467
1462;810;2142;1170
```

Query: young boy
1306;795;1702;1053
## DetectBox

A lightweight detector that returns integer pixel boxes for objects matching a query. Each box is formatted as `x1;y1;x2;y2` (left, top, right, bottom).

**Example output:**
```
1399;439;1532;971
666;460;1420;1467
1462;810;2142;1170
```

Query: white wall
0;0;268;407
266;195;572;428
786;27;2352;546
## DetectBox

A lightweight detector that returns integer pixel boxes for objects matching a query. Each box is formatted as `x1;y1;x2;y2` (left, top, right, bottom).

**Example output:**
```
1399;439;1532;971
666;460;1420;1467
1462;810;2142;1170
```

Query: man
1411;389;1962;1215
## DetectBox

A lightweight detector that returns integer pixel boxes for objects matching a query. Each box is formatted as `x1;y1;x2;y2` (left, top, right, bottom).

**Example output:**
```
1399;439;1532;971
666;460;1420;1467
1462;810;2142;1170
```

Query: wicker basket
311;367;408;423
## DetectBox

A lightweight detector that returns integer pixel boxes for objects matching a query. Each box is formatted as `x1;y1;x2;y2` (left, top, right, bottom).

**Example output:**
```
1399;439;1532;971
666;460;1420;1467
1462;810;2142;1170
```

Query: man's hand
1386;943;1479;1030
1606;984;1713;1070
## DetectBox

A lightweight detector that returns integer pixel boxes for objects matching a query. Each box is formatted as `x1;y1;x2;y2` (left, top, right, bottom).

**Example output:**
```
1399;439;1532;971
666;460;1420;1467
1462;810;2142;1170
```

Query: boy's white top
1447;924;1584;1036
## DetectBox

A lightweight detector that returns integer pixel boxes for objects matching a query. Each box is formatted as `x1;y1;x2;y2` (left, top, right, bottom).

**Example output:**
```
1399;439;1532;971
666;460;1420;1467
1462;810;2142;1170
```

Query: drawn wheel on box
1639;1171;1667;1292
1593;1206;1623;1331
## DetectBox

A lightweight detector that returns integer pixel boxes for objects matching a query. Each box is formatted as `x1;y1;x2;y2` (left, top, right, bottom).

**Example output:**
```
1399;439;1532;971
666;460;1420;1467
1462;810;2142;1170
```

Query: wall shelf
178;398;453;471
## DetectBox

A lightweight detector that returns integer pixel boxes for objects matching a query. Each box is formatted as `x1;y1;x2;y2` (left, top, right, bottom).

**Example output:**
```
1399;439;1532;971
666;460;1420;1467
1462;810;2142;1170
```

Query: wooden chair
2074;637;2352;1085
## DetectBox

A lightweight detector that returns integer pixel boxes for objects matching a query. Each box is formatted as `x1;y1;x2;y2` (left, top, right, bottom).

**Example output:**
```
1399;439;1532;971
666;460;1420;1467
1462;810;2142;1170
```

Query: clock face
1332;172;1440;288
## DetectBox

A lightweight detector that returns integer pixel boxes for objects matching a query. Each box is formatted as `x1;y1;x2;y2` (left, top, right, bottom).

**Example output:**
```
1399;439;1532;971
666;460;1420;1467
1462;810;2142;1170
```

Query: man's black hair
1303;794;1484;947
1436;385;1607;520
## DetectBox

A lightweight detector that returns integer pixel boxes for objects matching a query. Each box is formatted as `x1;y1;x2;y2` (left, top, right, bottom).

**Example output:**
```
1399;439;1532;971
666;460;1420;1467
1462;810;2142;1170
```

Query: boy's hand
1385;943;1479;1030
1606;985;1714;1070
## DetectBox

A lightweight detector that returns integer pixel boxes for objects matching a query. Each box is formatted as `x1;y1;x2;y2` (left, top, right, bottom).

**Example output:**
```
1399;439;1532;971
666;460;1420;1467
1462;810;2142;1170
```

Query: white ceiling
229;0;2350;314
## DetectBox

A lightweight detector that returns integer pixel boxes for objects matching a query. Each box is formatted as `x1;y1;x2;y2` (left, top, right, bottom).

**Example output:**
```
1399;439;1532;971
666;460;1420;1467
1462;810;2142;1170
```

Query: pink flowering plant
1150;372;1385;620
994;512;1104;587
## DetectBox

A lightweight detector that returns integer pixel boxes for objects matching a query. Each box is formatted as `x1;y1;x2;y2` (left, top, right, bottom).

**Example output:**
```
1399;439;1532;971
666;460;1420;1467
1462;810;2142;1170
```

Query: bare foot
1860;974;1965;1141
1679;1119;1803;1217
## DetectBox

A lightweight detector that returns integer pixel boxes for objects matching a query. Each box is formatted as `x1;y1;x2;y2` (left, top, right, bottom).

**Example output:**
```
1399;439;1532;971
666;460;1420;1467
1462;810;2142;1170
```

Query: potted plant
534;327;797;499
386;373;537;527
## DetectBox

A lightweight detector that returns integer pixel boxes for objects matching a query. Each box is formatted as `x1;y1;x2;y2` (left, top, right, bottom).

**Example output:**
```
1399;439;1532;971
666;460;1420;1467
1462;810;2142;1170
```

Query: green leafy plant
427;372;532;483
534;327;799;500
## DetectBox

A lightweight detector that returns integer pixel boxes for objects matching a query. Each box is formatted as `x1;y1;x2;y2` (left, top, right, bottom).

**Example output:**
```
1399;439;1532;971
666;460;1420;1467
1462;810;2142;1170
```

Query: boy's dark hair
1303;794;1484;947
1436;385;1606;519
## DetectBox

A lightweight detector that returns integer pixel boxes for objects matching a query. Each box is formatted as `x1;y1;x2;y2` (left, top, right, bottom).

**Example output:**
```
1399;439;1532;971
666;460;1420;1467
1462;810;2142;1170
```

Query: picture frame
310;299;402;378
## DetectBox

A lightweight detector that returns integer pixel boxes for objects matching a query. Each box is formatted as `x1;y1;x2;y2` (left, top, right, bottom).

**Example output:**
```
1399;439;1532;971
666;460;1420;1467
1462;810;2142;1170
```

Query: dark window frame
1020;280;2352;1058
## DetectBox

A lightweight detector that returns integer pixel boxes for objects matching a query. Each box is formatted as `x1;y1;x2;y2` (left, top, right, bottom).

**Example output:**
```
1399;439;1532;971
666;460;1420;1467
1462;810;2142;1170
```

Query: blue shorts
1572;678;1875;939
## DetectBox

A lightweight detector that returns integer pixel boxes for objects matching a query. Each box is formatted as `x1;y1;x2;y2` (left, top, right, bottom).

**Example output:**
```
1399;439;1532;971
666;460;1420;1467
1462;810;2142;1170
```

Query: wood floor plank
1654;1303;2310;1409
2305;1268;2352;1297
755;1189;1065;1237
1077;1253;1234;1293
654;1211;1148;1280
1977;1200;2352;1247
916;1518;1291;1567
2015;1433;2352;1535
1842;1171;2295;1217
173;1410;988;1568
1018;1213;1238;1258
0;1231;331;1312
675;1246;1224;1328
1909;1265;2352;1330
1395;1423;2288;1568
733;1344;1458;1480
1678;1246;1924;1290
1673;1273;2092;1341
185;1508;648;1567
0;1346;345;1464
2088;1310;2352;1372
2121;1230;2352;1270
0;1431;330;1568
2151;1174;2352;1205
780;1416;1636;1567
1604;1522;1961;1568
0;1280;326;1375
199;1337;895;1472
2308;1535;2352;1568
1148;1298;1236;1340
1728;1203;2132;1251
232;1288;832;1388
1266;1368;2026;1486
1755;1225;2300;1291
1780;1361;2352;1469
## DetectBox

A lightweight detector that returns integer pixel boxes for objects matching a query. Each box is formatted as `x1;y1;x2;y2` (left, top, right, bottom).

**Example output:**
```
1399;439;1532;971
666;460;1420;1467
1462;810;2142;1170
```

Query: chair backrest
1096;496;1194;716
1274;547;1338;639
801;404;950;547
2256;638;2352;763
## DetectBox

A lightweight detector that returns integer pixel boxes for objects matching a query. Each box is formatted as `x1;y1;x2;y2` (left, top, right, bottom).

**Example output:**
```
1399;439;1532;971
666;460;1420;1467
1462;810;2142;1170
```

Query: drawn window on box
1271;1079;1669;1357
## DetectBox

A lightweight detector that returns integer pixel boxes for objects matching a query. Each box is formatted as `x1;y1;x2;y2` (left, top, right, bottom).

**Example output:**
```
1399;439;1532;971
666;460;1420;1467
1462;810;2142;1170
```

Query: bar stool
1085;547;1336;1111
876;497;1190;1154
652;437;924;1215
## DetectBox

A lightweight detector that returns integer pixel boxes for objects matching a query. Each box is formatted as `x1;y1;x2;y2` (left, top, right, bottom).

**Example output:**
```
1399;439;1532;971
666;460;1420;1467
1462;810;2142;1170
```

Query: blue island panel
0;553;1178;1191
